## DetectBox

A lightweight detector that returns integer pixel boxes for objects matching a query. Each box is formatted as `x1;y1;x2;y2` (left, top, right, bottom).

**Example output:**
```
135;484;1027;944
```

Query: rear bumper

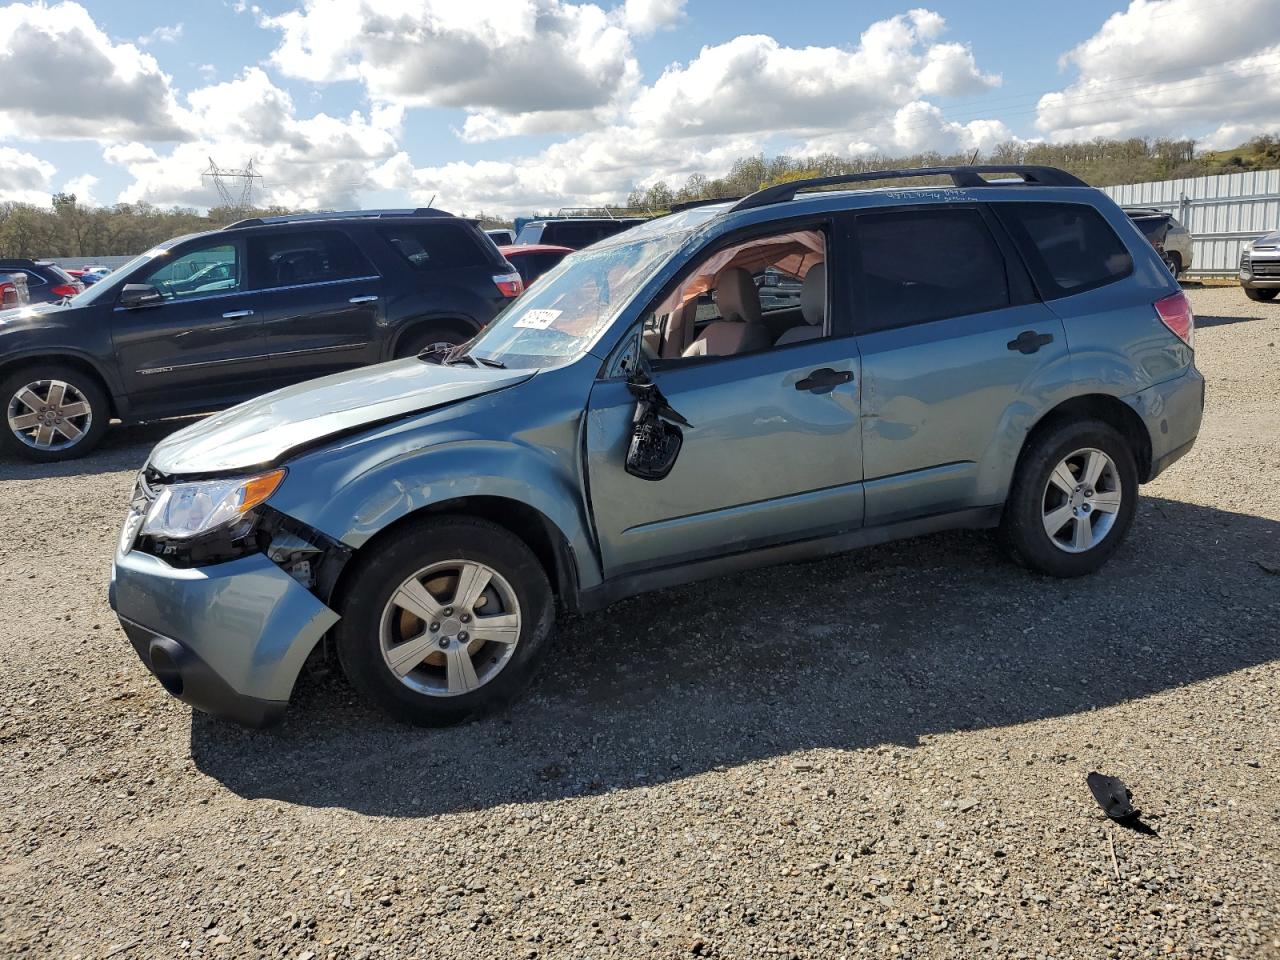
109;548;339;727
1126;365;1204;482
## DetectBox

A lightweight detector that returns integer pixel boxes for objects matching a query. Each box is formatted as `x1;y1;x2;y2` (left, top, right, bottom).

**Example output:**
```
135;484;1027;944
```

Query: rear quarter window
996;202;1134;298
380;223;494;271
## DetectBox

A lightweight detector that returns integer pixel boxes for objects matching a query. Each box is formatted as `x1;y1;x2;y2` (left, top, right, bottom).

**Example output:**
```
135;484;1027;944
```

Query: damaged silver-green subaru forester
111;166;1204;727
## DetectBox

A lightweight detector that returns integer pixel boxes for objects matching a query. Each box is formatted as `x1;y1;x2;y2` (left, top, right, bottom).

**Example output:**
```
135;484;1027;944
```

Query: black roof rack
224;208;455;230
731;165;1087;212
669;196;743;213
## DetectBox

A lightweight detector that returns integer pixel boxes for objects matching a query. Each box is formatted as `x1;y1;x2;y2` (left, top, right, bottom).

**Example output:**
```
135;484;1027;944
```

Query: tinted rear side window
247;230;373;289
381;224;492;270
515;223;545;244
996;203;1133;298
855;208;1011;332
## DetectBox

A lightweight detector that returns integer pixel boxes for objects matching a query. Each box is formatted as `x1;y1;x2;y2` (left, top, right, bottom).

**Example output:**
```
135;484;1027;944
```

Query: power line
201;157;264;211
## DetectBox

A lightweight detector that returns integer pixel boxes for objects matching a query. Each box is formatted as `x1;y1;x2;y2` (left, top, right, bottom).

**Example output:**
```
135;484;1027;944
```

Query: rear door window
854;208;1011;332
247;230;374;290
995;203;1133;298
380;224;492;270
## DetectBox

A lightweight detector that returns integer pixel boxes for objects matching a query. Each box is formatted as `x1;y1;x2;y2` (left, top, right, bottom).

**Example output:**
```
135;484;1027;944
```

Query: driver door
584;223;863;578
111;237;274;417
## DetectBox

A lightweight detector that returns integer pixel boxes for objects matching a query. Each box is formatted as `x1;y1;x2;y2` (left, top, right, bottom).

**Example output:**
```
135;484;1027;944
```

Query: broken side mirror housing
624;371;689;481
626;415;684;481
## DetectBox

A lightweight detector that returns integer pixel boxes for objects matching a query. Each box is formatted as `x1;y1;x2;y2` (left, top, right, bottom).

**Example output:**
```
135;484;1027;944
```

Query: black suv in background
0;259;85;303
0;209;521;461
514;217;646;249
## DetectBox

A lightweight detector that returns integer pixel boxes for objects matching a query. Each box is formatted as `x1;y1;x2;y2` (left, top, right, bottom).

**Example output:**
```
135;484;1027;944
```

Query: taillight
1154;291;1195;348
49;283;80;298
493;271;524;298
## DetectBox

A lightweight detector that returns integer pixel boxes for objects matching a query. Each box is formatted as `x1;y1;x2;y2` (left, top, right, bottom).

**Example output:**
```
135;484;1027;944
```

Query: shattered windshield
456;229;689;369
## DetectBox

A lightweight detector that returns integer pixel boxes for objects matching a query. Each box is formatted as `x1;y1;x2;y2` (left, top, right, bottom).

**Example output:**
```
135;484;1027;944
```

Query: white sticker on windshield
513;308;562;329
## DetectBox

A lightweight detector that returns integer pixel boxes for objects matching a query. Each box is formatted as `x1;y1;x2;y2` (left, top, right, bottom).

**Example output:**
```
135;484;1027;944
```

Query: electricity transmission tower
201;157;263;211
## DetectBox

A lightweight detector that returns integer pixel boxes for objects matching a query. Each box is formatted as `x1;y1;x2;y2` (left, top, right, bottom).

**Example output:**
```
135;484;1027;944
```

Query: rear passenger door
249;228;384;386
848;205;1069;524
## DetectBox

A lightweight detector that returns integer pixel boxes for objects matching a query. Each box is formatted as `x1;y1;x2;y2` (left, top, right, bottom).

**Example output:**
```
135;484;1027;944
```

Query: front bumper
109;548;339;727
1240;251;1280;288
1126;365;1205;482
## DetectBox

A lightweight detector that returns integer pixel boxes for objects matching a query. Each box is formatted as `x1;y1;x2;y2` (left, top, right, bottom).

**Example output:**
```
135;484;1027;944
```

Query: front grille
1249;256;1280;278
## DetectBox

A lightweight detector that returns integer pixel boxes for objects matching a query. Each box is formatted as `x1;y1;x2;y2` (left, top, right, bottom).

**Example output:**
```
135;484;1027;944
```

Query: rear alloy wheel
1163;251;1182;279
336;516;554;725
1243;286;1278;302
998;420;1138;577
1;366;109;461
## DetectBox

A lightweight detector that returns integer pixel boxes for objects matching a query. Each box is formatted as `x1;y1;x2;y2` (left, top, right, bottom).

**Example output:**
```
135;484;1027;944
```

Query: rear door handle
221;309;253;319
349;295;378;304
795;367;854;393
1007;330;1054;354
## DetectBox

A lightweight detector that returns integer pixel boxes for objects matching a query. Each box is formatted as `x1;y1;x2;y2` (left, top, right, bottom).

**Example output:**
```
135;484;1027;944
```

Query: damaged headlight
140;469;285;540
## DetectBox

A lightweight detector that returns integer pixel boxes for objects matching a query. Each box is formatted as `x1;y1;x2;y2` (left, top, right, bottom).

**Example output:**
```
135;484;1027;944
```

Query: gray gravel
1;285;1277;960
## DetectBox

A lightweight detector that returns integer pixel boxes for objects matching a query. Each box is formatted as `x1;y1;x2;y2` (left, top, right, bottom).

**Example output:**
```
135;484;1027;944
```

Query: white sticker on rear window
513;308;562;329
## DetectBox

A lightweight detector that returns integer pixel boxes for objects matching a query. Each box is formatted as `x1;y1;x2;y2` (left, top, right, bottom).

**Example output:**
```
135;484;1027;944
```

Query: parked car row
101;165;1204;729
0;210;646;462
0;258;84;303
1239;228;1280;302
1122;207;1193;278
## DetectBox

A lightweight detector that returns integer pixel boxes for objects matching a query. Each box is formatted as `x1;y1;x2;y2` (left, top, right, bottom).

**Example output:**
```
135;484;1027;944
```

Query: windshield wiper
471;354;506;369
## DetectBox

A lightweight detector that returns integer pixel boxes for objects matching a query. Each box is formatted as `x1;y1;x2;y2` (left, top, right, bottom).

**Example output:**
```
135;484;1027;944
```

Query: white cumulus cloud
1036;0;1280;144
0;1;190;141
0;147;56;205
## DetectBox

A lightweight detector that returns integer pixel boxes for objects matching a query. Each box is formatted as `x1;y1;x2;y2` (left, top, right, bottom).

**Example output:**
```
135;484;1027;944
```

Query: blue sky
2;0;1278;214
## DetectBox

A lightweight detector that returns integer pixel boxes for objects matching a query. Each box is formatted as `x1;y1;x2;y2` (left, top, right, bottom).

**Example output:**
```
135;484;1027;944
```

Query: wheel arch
391;315;483;358
1016;393;1154;483
330;495;582;617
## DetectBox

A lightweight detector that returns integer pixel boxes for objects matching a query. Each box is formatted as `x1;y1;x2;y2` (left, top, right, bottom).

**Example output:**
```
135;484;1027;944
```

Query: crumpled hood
149;358;535;476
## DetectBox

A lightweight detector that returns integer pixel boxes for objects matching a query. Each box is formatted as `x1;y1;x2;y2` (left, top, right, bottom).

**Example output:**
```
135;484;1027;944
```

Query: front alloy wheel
336;515;554;725
1;366;108;461
380;560;522;697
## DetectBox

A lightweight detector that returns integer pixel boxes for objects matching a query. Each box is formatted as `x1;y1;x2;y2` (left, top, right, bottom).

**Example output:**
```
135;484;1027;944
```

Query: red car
1;273;30;309
498;244;573;287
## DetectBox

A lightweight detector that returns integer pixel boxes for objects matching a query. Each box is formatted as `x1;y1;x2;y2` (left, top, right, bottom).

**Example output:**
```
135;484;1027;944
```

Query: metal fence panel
1103;170;1280;277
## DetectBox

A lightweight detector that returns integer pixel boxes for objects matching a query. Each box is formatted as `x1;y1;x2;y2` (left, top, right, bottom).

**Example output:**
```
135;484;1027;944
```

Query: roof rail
731;165;1087;212
223;207;455;229
669;196;743;213
551;206;653;220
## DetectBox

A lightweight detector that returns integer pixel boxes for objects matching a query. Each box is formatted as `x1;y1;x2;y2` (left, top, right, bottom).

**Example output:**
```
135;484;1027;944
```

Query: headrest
715;267;761;325
801;262;826;326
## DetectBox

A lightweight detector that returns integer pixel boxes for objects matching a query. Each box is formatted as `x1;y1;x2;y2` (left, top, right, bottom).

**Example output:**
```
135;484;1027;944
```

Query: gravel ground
0;285;1277;960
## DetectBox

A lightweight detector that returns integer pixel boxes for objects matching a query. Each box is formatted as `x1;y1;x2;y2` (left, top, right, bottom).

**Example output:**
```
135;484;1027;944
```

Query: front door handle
349;295;379;304
795;367;853;393
1007;330;1054;354
221;309;253;319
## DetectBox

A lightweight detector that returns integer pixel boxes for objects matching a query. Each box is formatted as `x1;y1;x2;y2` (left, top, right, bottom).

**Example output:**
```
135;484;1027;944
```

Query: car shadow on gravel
190;496;1280;818
0;418;202;480
1195;313;1270;329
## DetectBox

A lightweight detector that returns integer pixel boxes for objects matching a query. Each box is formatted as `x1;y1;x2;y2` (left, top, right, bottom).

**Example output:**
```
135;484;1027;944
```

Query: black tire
1243;286;1278;302
335;515;555;726
1164;251;1182;279
0;363;110;462
394;325;473;359
998;419;1139;578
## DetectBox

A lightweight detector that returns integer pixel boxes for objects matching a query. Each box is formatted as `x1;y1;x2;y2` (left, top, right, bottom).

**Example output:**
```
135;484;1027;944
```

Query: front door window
142;244;239;300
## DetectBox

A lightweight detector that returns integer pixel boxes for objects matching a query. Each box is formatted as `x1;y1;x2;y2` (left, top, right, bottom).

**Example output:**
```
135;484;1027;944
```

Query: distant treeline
621;134;1280;212
4;135;1278;258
